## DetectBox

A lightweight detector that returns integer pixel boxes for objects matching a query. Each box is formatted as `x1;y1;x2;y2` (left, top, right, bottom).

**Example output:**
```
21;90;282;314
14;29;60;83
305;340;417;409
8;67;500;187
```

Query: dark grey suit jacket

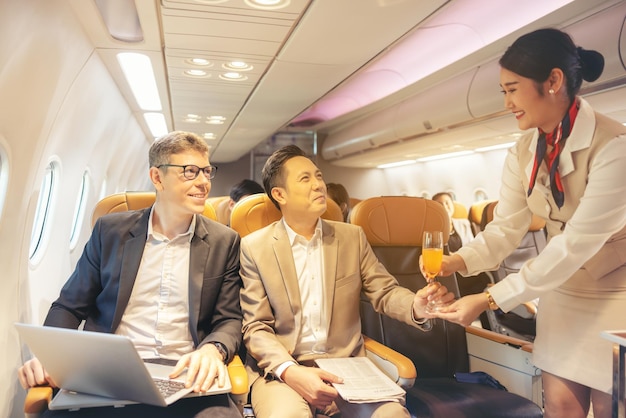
44;207;242;361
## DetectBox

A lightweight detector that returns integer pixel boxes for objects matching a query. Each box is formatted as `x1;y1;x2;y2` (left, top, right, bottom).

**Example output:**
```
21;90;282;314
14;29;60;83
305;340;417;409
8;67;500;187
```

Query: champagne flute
422;231;444;313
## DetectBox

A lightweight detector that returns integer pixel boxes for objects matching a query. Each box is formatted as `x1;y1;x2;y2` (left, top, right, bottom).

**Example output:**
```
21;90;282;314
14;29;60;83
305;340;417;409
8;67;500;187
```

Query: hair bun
577;47;604;82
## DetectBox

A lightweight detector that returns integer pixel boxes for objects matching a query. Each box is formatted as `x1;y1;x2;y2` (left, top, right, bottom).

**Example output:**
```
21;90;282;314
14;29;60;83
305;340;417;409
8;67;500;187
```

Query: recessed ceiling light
206;116;226;125
204;133;216;140
184;69;209;78
223;61;253;71
184;114;202;123
186;58;212;67
219;72;248;81
244;0;290;10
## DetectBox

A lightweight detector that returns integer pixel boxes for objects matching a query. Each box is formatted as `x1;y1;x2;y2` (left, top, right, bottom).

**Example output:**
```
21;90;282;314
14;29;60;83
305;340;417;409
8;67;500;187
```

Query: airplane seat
229;193;419;398
449;200;492;305
206;195;230;225
480;201;546;342
350;196;543;418
215;198;232;225
468;199;496;236
346;197;362;223
349;197;362;210
25;191;248;417
452;201;468;219
230;193;345;236
91;191;218;225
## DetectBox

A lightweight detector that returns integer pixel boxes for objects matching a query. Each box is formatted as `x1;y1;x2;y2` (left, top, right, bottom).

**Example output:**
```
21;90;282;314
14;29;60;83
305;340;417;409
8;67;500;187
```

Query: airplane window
473;188;489;202
29;161;59;261
69;171;90;250
0;144;7;221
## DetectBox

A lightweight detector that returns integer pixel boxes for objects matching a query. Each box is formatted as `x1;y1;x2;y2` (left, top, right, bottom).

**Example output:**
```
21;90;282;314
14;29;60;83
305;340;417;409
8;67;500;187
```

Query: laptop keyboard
153;378;187;397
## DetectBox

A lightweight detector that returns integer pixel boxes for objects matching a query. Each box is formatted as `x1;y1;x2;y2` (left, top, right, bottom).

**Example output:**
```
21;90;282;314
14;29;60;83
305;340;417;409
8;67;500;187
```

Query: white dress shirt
274;218;327;379
115;208;195;359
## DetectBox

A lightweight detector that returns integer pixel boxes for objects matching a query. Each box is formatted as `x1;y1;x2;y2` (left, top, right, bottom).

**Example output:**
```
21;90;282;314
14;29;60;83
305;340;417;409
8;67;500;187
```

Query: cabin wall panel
0;1;95;416
24;52;148;325
0;1;148;416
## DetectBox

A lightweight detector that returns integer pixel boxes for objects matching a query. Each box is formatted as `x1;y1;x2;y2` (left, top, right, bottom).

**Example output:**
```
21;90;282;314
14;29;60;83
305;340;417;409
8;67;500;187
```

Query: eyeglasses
157;164;218;180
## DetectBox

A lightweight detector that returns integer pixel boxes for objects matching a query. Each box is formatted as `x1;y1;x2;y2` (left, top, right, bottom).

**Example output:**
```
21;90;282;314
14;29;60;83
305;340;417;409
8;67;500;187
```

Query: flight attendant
435;28;626;418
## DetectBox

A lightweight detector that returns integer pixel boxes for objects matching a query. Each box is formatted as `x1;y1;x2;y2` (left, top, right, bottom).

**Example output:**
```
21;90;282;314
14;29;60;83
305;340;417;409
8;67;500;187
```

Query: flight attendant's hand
170;343;227;392
440;253;467;277
413;283;455;318
418;253;466;279
18;357;57;389
435;293;490;326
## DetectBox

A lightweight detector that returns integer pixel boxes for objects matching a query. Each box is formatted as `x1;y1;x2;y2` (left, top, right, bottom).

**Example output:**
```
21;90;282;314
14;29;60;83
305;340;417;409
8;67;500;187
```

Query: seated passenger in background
432;192;474;253
18;131;243;418
239;145;454;418
224;178;264;225
326;182;350;222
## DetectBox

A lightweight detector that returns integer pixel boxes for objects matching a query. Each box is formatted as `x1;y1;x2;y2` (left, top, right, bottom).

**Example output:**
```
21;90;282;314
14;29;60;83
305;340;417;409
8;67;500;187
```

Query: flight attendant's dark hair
499;28;604;101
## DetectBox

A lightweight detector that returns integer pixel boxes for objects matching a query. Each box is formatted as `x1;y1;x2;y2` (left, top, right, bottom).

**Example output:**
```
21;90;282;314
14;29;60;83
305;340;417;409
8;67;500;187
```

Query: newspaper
314;357;406;404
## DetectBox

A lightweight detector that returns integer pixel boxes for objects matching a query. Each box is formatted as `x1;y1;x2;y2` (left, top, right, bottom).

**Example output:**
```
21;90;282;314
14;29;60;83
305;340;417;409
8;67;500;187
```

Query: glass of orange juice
422;231;444;313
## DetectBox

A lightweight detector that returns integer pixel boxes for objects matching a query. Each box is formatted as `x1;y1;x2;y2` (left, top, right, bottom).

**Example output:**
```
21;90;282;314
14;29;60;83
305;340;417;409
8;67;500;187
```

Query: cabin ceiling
70;0;626;167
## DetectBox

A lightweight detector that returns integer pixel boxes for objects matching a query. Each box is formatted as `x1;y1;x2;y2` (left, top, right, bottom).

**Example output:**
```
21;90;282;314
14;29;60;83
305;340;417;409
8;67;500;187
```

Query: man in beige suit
239;145;452;418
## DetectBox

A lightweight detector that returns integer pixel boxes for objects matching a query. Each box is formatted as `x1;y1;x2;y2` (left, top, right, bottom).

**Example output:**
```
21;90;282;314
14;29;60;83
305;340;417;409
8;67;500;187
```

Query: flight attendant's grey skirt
533;265;626;393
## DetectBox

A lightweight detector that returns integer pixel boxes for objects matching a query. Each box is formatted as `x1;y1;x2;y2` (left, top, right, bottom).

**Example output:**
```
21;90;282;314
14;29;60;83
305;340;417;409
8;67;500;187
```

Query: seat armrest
24;386;53;414
465;325;534;353
227;354;248;395
465;325;541;405
363;335;417;389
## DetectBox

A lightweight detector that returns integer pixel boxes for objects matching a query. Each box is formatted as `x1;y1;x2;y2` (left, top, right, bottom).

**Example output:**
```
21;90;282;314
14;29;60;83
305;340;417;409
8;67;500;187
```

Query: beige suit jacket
240;219;420;382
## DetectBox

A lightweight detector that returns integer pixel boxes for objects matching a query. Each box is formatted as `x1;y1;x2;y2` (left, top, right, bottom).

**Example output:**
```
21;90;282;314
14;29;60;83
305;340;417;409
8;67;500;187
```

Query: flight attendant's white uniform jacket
456;98;626;312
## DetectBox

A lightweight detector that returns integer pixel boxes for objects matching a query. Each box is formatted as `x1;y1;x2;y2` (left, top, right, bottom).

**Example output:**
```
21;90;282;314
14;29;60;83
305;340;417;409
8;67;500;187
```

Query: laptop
15;323;232;410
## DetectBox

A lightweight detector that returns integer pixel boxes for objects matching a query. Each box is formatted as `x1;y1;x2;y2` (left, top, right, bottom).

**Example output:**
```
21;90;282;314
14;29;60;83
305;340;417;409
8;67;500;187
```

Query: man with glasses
18;131;243;418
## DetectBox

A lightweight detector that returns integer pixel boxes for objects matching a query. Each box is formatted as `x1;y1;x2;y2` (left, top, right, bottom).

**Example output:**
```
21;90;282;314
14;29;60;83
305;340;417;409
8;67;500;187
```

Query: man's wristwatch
210;342;228;362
